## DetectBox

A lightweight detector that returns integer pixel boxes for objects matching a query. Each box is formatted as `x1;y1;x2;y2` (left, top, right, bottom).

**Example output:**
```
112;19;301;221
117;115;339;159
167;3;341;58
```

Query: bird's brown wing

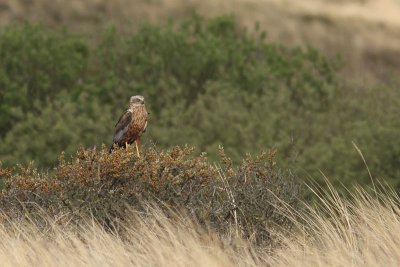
112;110;132;144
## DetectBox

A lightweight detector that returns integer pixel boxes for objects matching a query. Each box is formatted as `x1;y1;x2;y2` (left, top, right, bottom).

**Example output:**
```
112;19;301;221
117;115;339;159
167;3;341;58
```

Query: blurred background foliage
0;13;399;190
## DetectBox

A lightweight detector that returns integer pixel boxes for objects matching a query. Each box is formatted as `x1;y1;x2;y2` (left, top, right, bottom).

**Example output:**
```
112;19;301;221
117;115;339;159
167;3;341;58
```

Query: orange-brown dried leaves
0;145;302;247
0;162;15;180
218;146;235;177
2;162;63;204
239;149;277;181
28;145;217;203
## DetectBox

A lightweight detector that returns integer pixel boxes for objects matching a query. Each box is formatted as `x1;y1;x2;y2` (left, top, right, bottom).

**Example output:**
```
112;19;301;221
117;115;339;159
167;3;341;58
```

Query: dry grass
270;183;400;266
0;0;399;83
1;183;400;266
0;207;266;267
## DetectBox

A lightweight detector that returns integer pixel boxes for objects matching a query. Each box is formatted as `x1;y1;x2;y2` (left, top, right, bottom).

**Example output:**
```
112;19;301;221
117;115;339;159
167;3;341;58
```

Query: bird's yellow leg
135;140;140;158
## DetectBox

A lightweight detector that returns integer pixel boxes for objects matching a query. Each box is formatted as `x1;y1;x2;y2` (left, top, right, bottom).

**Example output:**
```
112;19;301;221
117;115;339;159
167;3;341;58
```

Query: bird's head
129;95;145;107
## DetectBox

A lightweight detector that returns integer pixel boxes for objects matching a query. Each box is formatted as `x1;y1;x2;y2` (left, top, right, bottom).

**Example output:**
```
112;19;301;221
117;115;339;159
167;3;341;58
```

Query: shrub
0;146;303;246
0;15;340;167
0;93;114;167
1;15;400;192
0;25;89;137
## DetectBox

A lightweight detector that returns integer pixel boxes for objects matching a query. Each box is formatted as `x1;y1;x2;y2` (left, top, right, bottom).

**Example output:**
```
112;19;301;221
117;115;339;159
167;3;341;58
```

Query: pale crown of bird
129;95;145;108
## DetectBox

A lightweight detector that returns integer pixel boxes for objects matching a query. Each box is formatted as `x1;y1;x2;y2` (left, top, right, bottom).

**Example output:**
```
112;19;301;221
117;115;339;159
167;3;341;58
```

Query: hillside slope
0;0;399;83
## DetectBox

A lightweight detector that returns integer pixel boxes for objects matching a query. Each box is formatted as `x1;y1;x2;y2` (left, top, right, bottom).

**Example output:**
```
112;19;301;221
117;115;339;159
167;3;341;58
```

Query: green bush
0;146;303;246
0;25;89;137
0;93;113;167
0;15;399;191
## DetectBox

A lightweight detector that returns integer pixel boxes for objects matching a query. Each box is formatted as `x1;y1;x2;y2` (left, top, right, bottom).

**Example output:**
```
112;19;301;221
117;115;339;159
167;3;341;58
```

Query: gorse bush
0;146;302;246
0;15;399;190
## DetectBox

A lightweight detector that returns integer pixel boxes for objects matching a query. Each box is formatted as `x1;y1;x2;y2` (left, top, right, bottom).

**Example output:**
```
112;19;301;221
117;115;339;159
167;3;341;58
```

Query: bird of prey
109;95;148;157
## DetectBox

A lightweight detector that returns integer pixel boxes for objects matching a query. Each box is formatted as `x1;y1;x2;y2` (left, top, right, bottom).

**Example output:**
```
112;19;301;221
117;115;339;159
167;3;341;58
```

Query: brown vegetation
0;178;398;266
0;146;302;247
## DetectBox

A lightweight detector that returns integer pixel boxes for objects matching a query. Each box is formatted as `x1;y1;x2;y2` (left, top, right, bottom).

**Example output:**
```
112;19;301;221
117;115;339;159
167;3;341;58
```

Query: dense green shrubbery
0;146;302;246
0;15;399;189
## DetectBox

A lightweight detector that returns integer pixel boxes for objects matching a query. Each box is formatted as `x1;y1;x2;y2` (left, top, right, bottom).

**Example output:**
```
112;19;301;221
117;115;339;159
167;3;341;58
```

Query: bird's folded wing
113;110;132;143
